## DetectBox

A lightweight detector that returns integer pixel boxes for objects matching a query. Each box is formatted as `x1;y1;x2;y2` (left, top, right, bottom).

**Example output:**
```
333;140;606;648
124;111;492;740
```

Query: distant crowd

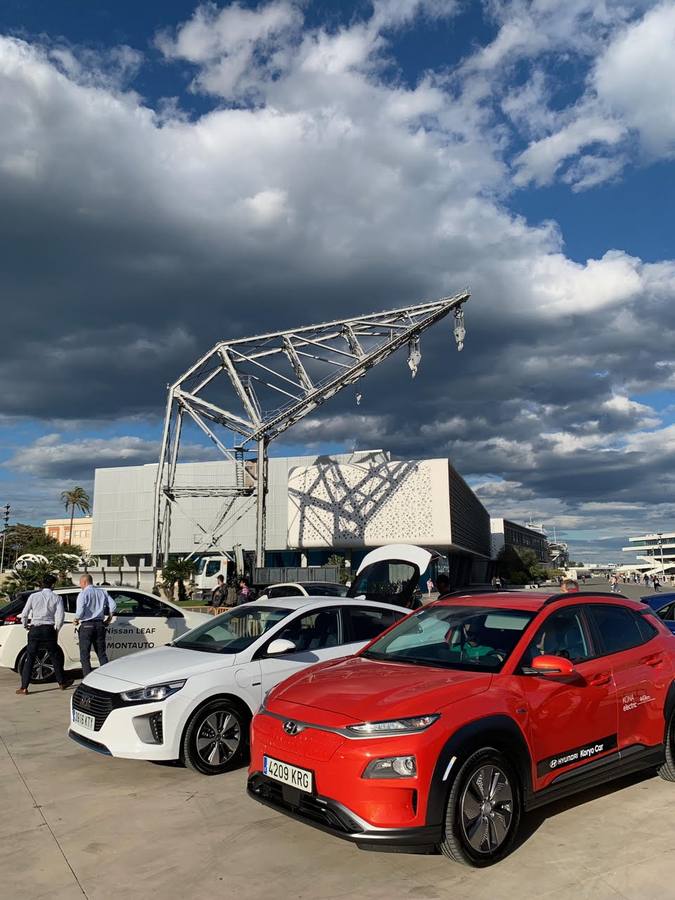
609;572;672;592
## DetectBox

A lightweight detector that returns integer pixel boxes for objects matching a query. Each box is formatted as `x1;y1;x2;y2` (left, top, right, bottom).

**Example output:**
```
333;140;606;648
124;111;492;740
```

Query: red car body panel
248;591;675;853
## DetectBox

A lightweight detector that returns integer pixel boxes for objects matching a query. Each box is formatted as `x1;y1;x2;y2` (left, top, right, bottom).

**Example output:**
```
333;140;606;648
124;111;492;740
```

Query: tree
3;523;83;566
60;486;91;545
161;558;197;602
2;554;78;599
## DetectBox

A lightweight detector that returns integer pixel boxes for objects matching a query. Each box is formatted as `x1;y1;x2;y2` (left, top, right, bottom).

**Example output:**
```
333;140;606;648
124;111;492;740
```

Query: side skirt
525;744;665;812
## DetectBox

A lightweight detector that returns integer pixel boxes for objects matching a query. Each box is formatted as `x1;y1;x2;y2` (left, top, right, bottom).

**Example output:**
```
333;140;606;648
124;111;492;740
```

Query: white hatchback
0;587;210;684
68;597;407;774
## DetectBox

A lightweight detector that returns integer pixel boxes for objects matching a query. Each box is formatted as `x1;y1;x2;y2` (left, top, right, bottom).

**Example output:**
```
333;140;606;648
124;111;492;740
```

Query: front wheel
181;699;248;775
440;748;521;867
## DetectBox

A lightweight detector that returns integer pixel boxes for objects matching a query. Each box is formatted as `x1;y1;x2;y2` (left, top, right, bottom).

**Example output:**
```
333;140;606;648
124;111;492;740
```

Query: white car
0;587;210;684
257;581;347;601
68;597;407;775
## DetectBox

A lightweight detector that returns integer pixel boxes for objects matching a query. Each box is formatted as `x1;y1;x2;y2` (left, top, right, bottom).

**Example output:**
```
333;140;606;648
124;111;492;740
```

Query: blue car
642;592;675;634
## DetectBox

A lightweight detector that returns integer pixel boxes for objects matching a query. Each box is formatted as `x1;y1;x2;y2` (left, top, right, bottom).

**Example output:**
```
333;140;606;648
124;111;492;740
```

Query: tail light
1;615;20;625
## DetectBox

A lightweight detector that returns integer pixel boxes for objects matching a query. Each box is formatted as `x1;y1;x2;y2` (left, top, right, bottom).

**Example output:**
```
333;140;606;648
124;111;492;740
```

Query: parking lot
3;663;675;900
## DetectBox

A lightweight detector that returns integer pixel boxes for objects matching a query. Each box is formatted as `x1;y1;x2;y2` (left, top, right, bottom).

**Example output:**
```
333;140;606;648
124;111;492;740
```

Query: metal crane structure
151;290;470;572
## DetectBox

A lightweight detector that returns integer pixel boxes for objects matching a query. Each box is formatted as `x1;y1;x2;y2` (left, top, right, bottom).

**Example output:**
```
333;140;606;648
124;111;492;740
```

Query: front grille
249;775;362;834
72;685;114;731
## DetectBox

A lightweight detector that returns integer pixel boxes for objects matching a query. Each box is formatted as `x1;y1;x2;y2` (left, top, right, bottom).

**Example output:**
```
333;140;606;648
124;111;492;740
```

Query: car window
175;606;290;653
268;586;303;599
276;608;341;652
60;592;80;614
363;605;533;672
108;591;181;619
635;612;659;642
589;605;650;655
308;584;347;597
523;608;592;666
657;602;675;621
343;606;404;642
205;561;221;577
348;559;418;606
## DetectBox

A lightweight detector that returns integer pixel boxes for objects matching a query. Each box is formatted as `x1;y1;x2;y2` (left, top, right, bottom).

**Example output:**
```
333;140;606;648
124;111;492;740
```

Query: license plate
263;755;313;793
72;709;95;731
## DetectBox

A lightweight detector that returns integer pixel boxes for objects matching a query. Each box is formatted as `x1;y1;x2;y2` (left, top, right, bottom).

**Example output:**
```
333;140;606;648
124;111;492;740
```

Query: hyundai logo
79;696;92;708
283;720;301;736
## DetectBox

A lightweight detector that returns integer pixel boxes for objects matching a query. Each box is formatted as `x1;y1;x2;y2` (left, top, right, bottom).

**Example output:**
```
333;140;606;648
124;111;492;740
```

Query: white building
621;532;675;575
91;449;492;588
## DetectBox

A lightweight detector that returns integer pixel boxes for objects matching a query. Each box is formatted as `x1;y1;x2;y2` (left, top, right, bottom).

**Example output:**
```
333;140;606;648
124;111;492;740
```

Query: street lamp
656;532;665;578
0;504;10;574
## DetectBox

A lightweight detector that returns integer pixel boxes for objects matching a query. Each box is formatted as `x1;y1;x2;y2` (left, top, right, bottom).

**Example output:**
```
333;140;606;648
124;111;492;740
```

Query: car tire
440;747;521;867
17;647;65;684
181;699;249;775
658;710;675;782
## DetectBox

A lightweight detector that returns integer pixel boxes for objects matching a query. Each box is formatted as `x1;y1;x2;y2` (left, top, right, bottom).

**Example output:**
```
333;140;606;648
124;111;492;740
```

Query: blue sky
0;0;674;562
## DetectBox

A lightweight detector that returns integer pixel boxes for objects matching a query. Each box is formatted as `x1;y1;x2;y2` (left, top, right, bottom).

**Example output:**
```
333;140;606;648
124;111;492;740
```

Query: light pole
0;504;10;574
656;533;665;578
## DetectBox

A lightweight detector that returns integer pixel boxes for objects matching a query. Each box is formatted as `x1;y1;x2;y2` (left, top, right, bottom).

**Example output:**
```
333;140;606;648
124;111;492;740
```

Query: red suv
248;590;675;866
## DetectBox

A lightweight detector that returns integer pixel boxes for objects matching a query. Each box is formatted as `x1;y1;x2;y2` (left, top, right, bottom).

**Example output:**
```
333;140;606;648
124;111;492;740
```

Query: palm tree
162;558;197;602
60;487;91;545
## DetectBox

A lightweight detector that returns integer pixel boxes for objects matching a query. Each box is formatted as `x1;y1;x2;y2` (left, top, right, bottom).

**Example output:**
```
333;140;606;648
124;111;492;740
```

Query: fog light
363;756;417;779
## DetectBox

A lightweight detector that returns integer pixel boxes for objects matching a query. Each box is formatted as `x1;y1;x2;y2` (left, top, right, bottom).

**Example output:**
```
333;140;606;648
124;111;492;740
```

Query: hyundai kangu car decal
536;735;618;777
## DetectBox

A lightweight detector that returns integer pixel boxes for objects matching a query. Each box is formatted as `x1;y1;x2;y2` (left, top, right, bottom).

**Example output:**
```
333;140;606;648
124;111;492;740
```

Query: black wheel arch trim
664;681;675;736
425;714;531;827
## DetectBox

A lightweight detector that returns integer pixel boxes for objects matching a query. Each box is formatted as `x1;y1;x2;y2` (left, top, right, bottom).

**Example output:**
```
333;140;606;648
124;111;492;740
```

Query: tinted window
276;609;340;652
205;561;221;577
657;602;675;621
348;560;418;607
344;606;403;641
363;605;533;672
109;592;182;619
60;592;80;614
267;586;303;598
307;584;347;597
590;605;647;655
635;612;659;642
523;608;591;665
175;606;289;653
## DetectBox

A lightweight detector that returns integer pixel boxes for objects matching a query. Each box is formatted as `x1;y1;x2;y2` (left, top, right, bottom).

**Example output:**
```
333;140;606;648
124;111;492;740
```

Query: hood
85;645;236;690
270;655;492;723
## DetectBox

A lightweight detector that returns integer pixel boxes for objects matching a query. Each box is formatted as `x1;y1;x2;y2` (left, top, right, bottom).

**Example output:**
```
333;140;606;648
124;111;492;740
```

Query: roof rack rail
542;591;628;606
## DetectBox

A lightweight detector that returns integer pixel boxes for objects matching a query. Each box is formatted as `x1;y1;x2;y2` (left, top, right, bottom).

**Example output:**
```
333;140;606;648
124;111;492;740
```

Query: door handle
641;654;665;668
589;671;612;686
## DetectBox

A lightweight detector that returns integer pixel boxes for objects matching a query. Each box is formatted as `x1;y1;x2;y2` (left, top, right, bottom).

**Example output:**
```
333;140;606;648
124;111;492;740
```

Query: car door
258;606;348;694
342;605;406;646
106;591;177;659
587;603;672;752
58;591;82;667
517;605;619;791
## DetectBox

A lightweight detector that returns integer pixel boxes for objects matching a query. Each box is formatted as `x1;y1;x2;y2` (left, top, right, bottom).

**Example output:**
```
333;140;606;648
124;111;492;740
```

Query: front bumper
68;685;181;761
247;773;441;852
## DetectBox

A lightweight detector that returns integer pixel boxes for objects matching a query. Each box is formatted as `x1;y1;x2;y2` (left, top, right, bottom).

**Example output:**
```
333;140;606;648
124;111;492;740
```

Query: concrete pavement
3;643;675;898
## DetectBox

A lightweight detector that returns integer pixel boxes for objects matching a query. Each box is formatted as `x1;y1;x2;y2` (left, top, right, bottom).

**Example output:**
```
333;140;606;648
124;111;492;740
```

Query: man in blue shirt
75;574;116;676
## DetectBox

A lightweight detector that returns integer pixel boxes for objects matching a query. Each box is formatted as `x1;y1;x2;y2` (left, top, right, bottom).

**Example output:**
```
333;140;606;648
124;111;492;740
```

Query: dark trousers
21;625;66;688
79;620;109;676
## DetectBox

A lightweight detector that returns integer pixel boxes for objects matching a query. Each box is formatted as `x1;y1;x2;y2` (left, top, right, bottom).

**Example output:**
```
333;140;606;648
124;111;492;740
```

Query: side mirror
530;654;576;677
266;638;296;656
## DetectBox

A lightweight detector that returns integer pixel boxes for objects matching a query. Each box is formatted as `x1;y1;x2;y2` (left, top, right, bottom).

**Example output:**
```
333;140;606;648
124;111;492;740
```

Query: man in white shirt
75;574;116;676
16;574;73;695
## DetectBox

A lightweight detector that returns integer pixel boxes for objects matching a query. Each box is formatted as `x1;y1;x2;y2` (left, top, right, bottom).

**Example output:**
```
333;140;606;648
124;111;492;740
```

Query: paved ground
4;650;675;900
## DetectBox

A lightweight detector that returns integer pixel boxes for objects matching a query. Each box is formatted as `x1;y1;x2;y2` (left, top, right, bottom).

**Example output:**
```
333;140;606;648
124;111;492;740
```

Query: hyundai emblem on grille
283;720;300;736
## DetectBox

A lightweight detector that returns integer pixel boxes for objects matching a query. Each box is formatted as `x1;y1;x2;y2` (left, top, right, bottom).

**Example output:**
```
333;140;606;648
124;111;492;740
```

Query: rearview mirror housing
266;638;296;656
530;654;576;676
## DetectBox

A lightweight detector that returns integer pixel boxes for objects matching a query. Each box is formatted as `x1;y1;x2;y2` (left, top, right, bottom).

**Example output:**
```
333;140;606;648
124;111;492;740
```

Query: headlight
120;680;186;702
363;755;417;778
346;714;439;736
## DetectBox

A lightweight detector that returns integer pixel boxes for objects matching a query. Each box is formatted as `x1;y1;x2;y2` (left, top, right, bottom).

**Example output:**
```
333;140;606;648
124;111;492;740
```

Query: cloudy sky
1;0;674;562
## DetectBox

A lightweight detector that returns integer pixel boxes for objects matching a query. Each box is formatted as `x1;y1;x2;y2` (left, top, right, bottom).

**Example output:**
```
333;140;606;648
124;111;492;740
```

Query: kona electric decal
622;692;655;712
537;734;618;777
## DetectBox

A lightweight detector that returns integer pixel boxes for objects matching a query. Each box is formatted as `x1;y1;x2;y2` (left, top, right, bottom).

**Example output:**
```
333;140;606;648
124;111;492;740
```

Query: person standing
210;575;227;608
560;579;580;594
75;574;116;677
16;574;73;695
236;577;254;605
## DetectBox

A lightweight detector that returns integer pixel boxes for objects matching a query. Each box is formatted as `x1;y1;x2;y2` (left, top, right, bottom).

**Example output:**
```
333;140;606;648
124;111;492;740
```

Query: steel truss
152;290;470;572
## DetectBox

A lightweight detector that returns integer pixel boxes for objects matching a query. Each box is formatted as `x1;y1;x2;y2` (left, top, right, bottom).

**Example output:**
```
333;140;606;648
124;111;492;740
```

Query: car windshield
174;606;290;654
362;605;534;672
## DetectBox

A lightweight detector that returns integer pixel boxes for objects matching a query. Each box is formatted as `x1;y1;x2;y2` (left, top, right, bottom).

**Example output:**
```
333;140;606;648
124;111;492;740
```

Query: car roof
252;596;407;612
433;590;641;613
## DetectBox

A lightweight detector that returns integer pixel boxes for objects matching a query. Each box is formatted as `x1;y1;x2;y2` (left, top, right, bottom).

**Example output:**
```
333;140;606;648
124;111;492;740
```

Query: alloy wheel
32;650;55;682
195;710;241;767
460;764;514;854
